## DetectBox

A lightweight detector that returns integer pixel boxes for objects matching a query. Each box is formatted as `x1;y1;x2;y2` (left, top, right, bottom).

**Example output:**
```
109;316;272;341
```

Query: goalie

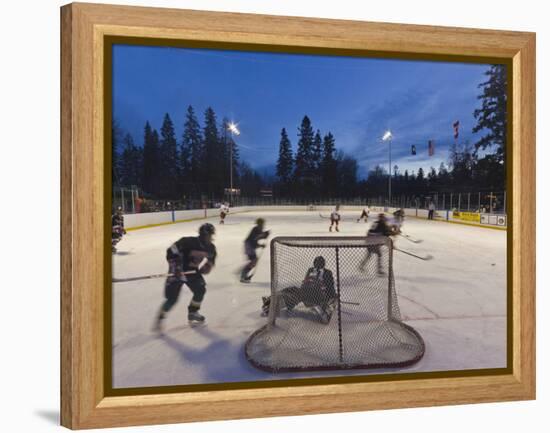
261;256;337;324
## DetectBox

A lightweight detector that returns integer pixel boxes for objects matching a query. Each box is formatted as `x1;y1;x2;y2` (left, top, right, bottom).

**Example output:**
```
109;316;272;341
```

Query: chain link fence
113;186;506;215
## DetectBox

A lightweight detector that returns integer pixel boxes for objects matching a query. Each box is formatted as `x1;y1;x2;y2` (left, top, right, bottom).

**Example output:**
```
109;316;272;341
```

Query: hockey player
359;213;394;275
219;202;230;224
329;204;341;232
154;223;217;331
356;205;370;223
392;208;405;233
261;256;337;324
240;218;270;283
112;206;126;253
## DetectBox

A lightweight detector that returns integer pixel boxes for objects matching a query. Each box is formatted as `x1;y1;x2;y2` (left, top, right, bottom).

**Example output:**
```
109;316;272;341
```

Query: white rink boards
112;209;506;388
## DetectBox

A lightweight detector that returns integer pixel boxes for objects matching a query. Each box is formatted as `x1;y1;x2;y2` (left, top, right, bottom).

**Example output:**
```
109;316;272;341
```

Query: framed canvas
60;2;536;429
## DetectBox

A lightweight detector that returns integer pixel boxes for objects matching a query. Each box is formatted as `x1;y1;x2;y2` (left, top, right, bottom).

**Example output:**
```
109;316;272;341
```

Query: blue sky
112;44;494;178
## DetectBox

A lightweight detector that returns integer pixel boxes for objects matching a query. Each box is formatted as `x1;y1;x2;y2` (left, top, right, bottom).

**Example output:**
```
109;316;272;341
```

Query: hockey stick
319;213;357;222
340;300;360;306
393;246;433;261
398;232;423;244
113;269;198;283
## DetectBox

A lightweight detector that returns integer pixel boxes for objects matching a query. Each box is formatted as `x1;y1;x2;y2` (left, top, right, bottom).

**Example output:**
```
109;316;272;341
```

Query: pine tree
119;133;142;187
142;121;160;196
239;161;263;197
321;132;337;196
335;152;358;197
150;129;161;197
203;107;222;195
416;167;426;193
276;128;293;183
472;65;507;163
159;113;179;198
427;166;438;189
181;105;203;196
111;120;123;186
294;115;315;179
312;130;323;172
450;141;475;187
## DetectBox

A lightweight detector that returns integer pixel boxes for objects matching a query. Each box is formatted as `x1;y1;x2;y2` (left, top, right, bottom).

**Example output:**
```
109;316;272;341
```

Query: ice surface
112;210;506;388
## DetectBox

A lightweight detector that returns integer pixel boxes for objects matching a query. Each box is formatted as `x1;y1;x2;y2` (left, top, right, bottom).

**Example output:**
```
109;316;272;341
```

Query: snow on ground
112;209;507;388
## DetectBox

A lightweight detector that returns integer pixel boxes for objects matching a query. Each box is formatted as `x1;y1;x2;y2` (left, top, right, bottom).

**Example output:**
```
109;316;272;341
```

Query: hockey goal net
245;236;425;372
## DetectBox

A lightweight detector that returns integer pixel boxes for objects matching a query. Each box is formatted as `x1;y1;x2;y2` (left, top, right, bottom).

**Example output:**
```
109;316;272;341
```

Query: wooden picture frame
60;2;535;429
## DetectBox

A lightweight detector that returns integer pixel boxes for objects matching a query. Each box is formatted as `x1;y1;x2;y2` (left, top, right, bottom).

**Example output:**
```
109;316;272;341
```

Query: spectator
428;201;435;220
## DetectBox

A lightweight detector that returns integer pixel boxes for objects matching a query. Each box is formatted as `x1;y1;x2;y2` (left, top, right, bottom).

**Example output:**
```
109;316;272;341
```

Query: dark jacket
166;236;217;273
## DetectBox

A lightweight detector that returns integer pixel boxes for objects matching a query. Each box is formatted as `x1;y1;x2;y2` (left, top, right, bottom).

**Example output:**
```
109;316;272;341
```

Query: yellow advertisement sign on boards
453;211;481;222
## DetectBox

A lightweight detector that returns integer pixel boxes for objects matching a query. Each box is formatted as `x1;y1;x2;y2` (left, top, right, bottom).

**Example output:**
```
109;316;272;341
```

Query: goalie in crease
262;255;337;324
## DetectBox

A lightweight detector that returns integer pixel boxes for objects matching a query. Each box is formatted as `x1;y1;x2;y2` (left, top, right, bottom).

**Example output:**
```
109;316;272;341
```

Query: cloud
340;76;483;177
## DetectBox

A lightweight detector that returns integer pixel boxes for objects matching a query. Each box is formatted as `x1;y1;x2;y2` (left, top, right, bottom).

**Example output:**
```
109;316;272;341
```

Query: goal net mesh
245;236;425;372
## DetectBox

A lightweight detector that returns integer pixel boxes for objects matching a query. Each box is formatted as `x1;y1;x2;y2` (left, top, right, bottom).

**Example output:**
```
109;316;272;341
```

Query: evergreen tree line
112;106;242;200
275;115;359;199
361;143;504;201
113;65;506;204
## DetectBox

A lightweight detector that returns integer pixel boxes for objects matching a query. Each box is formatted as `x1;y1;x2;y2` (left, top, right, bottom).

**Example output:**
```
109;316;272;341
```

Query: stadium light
226;122;241;205
382;130;393;207
228;122;240;136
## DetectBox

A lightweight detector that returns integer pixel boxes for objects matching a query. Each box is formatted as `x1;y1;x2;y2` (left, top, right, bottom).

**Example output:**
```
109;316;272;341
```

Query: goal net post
245;236;425;372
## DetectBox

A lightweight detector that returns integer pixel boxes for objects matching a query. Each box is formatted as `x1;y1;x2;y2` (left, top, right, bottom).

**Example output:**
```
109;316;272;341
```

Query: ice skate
188;311;206;325
320;300;336;324
152;312;165;334
261;296;270;316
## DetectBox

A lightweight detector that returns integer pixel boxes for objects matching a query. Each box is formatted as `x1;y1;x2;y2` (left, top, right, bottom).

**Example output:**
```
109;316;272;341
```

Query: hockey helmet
199;223;216;238
313;256;326;269
256;218;265;226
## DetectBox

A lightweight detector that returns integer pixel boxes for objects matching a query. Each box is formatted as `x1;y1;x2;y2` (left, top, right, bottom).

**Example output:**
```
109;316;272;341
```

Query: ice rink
112;209;507;389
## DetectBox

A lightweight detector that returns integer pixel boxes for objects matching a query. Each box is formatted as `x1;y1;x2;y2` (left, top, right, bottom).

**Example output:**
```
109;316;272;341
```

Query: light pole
382;130;393;208
227;122;240;205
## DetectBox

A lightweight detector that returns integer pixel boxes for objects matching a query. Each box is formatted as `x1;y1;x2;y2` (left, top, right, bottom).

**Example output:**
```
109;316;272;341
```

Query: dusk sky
112;44;496;179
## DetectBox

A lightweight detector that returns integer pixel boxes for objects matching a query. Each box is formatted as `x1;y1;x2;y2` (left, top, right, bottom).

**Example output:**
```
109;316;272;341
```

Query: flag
453;120;460;139
428;140;435;156
411;145;416;155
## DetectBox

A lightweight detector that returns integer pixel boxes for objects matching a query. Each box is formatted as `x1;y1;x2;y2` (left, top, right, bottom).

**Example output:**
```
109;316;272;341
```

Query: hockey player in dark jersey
356;205;370;223
111;206;126;253
240;218;270;283
261;256;337;324
153;223;217;331
359;213;394;275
